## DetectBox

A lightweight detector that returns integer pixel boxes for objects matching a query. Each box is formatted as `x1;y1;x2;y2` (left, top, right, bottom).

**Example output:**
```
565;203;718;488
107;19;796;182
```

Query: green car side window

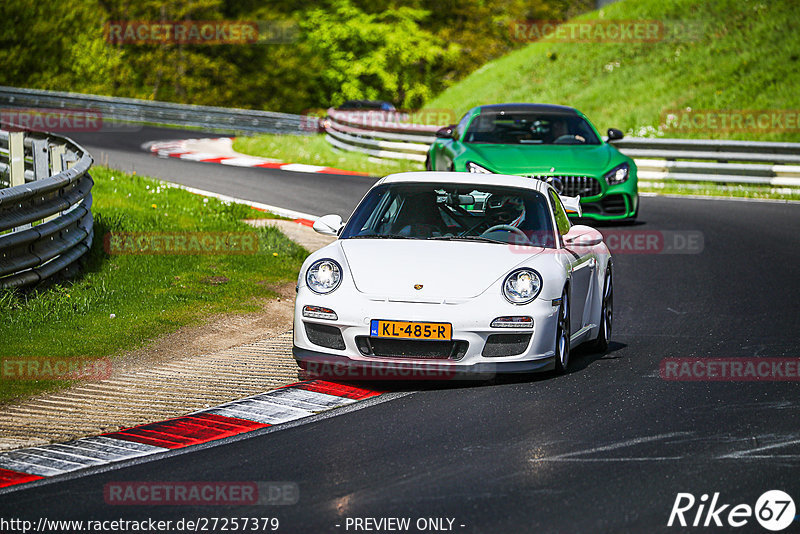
453;112;472;141
550;190;571;236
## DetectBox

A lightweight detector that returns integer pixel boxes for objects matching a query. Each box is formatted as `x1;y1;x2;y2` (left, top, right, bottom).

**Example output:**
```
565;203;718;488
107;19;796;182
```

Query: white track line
532;432;692;463
166;183;319;221
639;191;799;204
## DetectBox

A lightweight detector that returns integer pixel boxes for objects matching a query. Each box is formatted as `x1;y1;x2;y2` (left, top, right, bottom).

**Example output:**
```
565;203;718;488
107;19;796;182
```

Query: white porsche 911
293;171;612;378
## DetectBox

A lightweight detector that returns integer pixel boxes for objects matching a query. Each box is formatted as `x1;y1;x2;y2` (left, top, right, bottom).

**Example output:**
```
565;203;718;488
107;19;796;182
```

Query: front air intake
356;337;468;360
304;322;346;350
482;334;532;357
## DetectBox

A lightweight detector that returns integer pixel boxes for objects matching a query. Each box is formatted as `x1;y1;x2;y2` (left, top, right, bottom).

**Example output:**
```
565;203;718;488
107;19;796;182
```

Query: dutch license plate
370;320;452;340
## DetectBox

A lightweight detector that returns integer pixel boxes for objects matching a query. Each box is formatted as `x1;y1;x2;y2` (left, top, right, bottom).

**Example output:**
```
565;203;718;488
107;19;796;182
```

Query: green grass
0;166;308;403
640;181;800;201
233;133;423;177
424;0;800;142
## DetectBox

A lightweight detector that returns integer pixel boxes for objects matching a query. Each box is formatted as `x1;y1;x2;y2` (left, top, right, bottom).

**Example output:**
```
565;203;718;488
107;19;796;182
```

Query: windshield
341;183;556;247
463;111;600;145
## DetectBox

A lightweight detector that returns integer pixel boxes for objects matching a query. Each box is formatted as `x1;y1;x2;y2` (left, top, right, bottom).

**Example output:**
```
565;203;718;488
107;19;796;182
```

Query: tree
298;2;460;108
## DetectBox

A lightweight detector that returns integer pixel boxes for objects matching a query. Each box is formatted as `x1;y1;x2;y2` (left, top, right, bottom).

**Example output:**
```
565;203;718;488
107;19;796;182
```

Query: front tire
554;289;570;374
591;266;613;352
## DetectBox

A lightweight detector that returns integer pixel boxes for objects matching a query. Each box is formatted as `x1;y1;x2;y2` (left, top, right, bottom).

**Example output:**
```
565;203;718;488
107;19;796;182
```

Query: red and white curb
0;380;381;491
147;138;368;176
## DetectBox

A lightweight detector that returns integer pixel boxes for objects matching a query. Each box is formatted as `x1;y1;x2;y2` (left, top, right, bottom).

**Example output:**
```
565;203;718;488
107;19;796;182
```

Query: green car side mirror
436;125;455;139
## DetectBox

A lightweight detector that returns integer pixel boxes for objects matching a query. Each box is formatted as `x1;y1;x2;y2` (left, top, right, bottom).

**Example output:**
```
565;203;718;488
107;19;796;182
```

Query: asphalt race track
2;127;799;532
70;126;379;217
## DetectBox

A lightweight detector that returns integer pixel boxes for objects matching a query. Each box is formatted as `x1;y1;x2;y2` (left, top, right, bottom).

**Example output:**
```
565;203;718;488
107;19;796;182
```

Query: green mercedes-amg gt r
426;103;638;221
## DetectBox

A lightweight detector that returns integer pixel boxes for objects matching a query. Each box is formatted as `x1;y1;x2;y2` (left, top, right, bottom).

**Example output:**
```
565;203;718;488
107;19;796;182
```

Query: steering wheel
553;134;586;145
482;224;530;244
398;223;440;237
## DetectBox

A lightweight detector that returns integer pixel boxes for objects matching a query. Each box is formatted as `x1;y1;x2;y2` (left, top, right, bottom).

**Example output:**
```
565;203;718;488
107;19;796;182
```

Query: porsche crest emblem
414;284;423;290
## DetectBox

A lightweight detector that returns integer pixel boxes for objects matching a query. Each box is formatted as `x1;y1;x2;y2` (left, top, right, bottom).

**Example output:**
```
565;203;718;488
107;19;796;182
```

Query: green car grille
526;175;601;197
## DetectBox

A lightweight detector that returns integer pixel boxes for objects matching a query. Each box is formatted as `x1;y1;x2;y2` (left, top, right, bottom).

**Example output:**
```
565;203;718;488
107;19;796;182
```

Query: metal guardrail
0;86;313;135
324;109;800;187
0;129;94;289
325;108;435;162
610;138;800;187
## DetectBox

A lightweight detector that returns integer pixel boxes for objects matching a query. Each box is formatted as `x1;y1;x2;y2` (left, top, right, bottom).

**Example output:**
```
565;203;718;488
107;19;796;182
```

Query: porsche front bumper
293;289;561;380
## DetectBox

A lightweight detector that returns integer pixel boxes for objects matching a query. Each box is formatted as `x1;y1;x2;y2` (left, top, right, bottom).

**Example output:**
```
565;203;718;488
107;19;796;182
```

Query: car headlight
502;269;542;304
306;259;342;294
466;161;493;174
604;162;629;185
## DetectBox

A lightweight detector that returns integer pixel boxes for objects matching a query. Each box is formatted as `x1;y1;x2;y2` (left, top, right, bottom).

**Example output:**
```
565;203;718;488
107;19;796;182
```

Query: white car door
566;240;594;331
550;191;595;335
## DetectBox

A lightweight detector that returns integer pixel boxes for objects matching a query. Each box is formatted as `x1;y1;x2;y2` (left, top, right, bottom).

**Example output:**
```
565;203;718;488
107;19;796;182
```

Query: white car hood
340;239;545;300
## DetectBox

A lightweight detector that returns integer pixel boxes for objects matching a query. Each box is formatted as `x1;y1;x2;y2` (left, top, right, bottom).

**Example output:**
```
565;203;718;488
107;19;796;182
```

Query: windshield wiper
429;235;502;244
347;234;414;239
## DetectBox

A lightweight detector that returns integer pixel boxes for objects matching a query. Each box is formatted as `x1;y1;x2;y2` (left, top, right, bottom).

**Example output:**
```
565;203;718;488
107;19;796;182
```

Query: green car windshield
464;112;600;145
341;183;557;247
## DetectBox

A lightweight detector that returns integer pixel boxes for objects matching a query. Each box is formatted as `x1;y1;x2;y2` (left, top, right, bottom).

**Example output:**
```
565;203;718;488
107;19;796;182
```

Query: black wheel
554;289;570;374
591;266;613;352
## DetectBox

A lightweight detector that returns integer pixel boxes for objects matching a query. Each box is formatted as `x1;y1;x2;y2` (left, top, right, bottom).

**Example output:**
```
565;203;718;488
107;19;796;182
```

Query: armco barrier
323;108;800;187
325;108;436;162
0;129;94;288
613;138;800;187
0;86;312;135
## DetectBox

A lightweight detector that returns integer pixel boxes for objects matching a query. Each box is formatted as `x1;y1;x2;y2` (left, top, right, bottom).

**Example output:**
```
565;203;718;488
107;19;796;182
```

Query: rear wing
560;195;582;217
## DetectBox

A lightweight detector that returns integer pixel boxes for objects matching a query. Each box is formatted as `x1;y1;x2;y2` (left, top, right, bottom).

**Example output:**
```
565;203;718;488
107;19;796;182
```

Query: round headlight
503;269;542;304
306;259;342;294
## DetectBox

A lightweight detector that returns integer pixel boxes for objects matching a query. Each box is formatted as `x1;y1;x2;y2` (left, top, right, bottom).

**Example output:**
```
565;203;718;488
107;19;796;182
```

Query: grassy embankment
0;166;308;403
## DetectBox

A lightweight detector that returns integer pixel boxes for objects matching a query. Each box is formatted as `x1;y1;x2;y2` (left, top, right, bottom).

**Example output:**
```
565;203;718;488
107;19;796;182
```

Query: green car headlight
604;162;629;185
466;161;494;174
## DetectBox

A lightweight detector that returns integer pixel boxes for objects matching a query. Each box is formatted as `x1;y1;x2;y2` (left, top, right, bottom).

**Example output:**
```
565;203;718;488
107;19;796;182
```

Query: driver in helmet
485;195;526;228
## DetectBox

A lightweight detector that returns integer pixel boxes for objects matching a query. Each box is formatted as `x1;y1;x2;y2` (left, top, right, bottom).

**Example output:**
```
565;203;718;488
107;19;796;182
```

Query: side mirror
564;225;603;247
435;125;455;139
607;128;624;141
313;214;344;236
560;195;582;217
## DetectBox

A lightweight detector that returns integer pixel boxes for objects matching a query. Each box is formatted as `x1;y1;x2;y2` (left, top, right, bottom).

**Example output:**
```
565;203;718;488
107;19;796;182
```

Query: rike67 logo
668;490;796;531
